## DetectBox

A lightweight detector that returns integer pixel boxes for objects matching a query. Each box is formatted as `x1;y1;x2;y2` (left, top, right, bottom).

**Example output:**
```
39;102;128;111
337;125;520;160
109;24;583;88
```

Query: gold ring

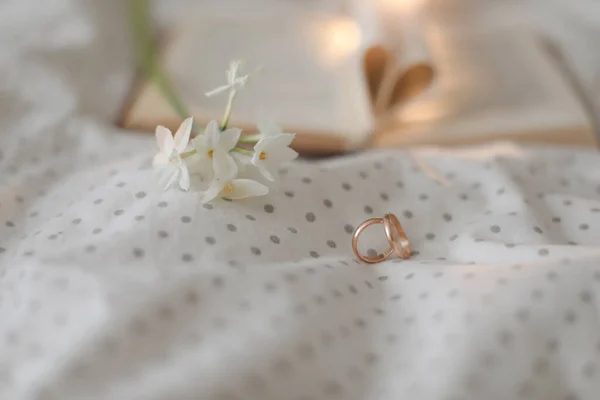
352;213;411;263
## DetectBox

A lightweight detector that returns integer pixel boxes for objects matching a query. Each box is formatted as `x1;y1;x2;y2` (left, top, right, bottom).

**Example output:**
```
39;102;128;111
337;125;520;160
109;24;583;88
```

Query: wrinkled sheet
1;1;600;399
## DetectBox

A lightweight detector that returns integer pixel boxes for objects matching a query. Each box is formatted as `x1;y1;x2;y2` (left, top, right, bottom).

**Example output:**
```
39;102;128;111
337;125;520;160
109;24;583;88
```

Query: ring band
352;212;411;264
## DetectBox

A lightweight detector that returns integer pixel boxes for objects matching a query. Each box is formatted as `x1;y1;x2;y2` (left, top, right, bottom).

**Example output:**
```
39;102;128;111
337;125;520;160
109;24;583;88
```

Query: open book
119;2;597;155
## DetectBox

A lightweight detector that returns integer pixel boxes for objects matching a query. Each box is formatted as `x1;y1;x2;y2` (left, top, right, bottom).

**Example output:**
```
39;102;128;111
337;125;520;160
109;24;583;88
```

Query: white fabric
1;1;600;400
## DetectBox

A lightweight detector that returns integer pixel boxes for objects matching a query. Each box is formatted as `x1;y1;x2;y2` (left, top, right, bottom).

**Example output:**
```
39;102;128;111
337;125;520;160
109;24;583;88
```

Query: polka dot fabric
2;2;600;399
3;141;600;400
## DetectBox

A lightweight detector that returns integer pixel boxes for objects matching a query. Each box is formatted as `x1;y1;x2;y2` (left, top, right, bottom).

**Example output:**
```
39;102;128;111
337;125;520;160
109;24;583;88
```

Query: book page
384;28;592;145
161;7;373;148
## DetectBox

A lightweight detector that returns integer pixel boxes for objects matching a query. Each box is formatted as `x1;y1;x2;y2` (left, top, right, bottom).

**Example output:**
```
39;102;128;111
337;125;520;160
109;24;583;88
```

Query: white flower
153;117;193;191
205;60;250;97
251;123;298;181
201;163;269;203
192;120;241;179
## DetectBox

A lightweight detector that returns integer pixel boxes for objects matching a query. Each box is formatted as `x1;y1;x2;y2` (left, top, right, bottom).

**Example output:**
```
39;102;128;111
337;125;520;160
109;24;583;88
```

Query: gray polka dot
506;243;516;248
288;227;298;234
85;245;96;253
552;217;561;223
116;182;126;188
564;310;577;324
419;193;429;201
306;212;316;223
327;240;337;248
490;225;501;233
6;221;15;227
532;357;550;375
302;177;312;184
342;182;352;191
563;200;572;206
205;236;216;245
226;224;237;232
270;235;280;244
380;192;389;201
310;251;320;259
158;230;168;238
359;171;368;179
0;247;5;253
182;253;193;262
72;218;82;225
284;191;294;198
203;203;213;210
344;224;354;234
367;249;378;258
114;209;124;216
497;330;514;347
459;193;469;201
515;308;530;322
264;204;275;213
364;206;373;214
545;339;559;354
426;233;436;240
443;213;452;222
396;181;404;188
135;191;146;199
184;290;200;305
497;188;506;195
251;247;261;256
181;216;192;223
134;215;145;221
582;362;597;379
92;228;102;234
93;199;103;205
323;199;333;208
579;223;589;231
158;201;168;208
449;234;459;241
48;234;58;240
538;248;549;256
403;210;413;219
592;208;600;213
246;215;256;221
29;212;38;218
133;248;145;258
533;226;543;234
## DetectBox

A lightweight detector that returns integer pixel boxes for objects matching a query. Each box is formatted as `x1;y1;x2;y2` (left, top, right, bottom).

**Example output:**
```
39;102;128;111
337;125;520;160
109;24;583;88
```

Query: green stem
237;134;262;144
128;0;202;132
231;147;254;156
181;150;197;159
220;90;236;131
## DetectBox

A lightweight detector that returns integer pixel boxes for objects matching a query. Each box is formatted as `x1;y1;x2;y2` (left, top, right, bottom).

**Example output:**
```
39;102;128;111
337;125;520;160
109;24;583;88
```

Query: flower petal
226;179;269;199
257;120;282;137
228;60;243;84
205;84;231;97
192;133;208;155
201;180;225;204
265;133;295;150
174;117;193;153
255;161;276;182
266;145;299;166
205;120;221;150
156;126;174;155
213;148;238;180
178;165;190;191
153;152;169;167
160;168;179;191
219;128;242;152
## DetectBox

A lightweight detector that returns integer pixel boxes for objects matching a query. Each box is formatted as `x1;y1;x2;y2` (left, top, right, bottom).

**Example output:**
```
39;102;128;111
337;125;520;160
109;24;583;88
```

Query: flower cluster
152;60;298;203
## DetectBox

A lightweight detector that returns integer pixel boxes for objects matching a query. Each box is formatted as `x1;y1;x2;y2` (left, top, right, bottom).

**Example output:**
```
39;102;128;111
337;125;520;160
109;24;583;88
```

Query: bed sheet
1;1;600;399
